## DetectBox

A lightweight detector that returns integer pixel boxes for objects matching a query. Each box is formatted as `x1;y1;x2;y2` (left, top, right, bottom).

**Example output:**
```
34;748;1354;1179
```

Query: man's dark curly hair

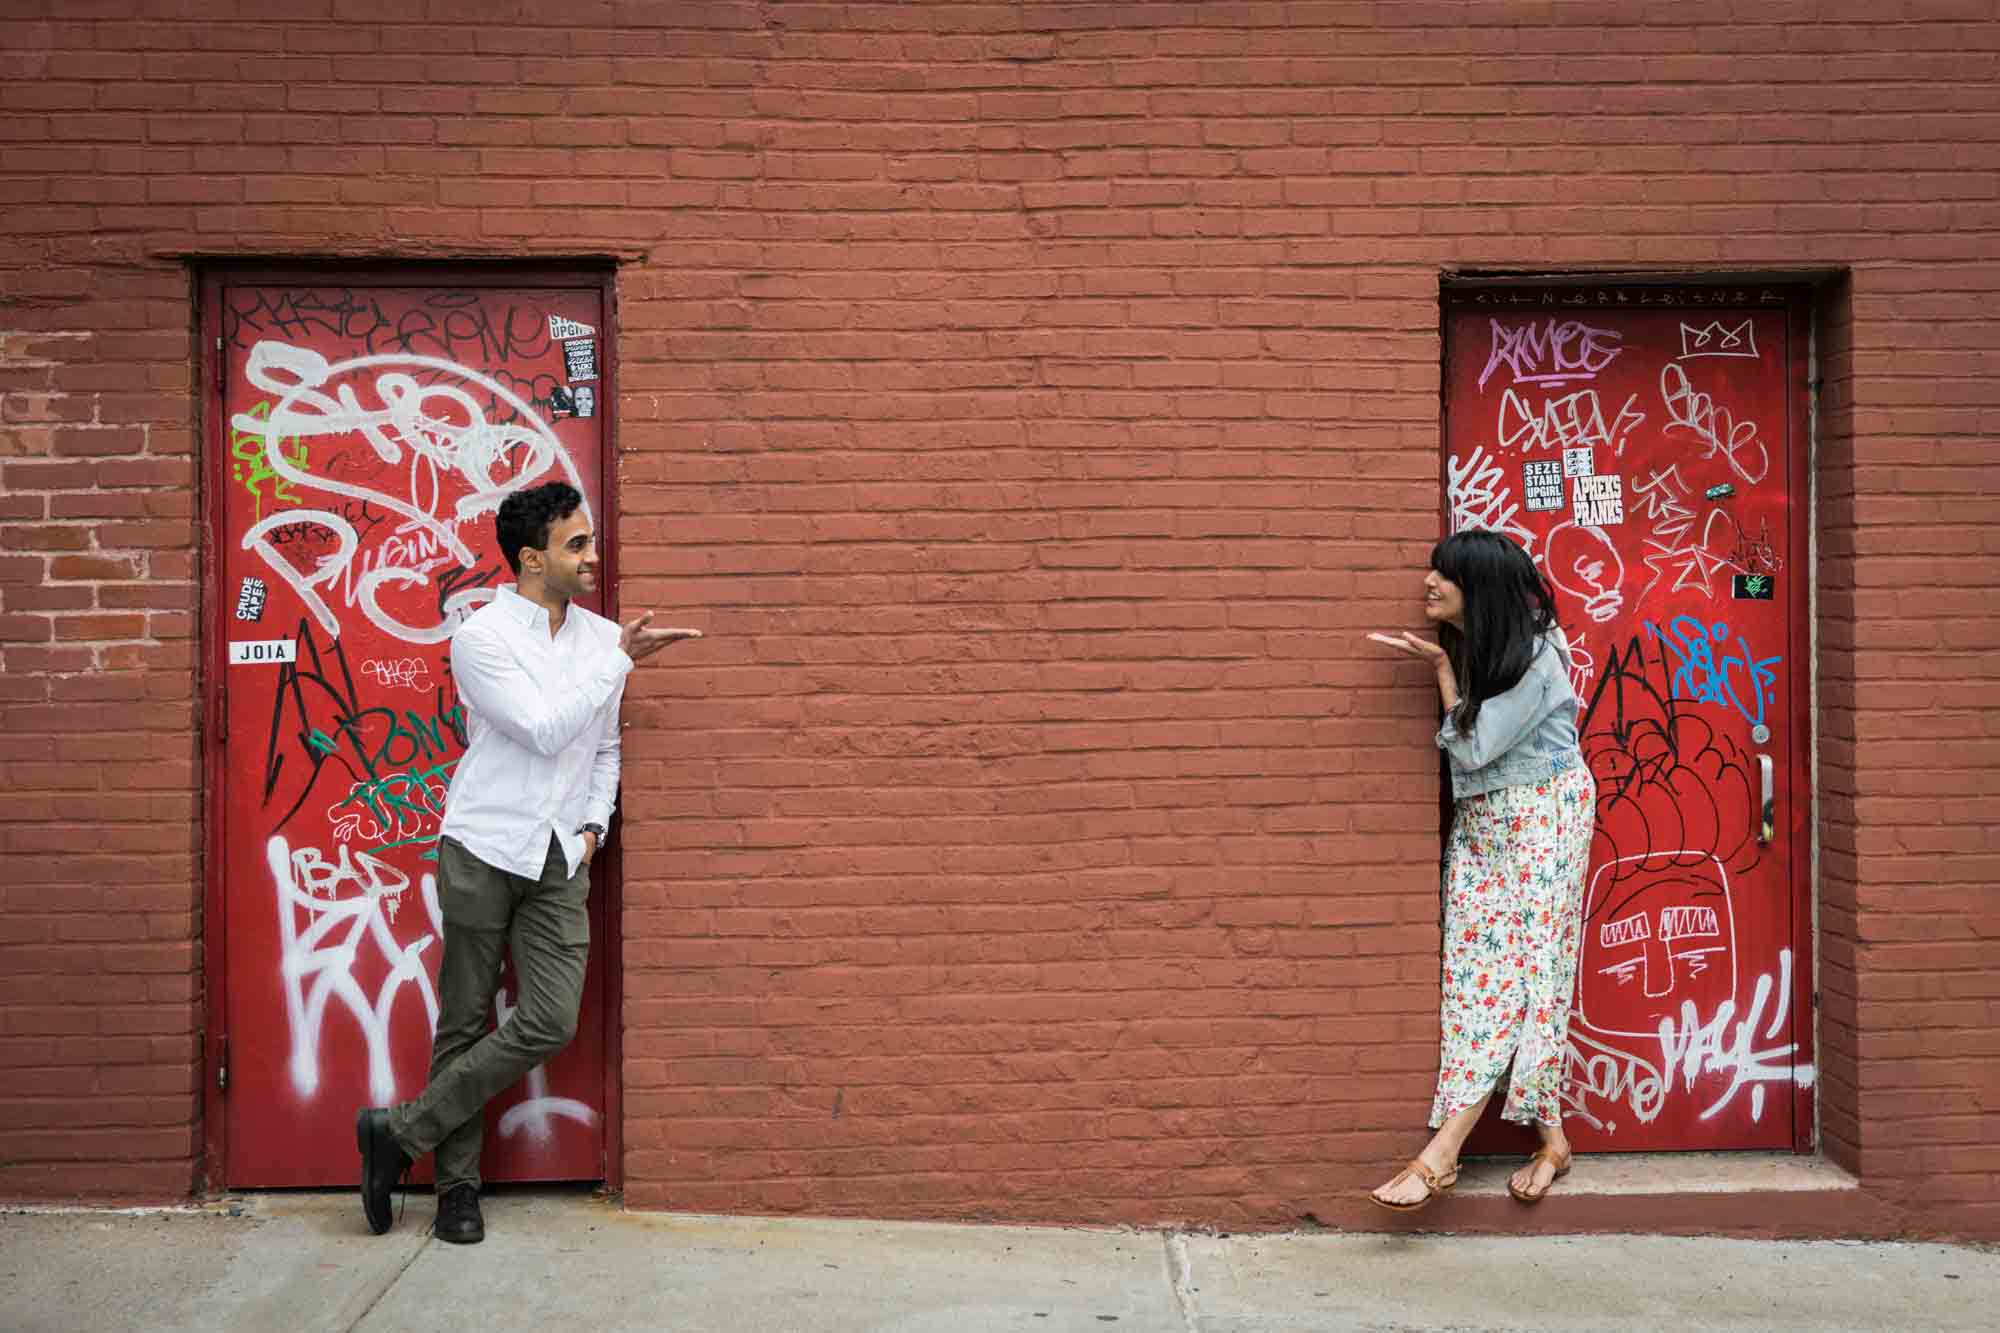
494;481;585;576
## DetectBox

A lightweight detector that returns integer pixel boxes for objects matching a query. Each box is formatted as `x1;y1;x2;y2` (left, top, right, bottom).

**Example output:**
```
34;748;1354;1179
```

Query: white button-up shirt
440;584;632;879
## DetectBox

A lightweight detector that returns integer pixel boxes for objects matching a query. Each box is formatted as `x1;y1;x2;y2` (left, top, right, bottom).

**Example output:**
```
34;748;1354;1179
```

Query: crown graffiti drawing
1677;319;1758;360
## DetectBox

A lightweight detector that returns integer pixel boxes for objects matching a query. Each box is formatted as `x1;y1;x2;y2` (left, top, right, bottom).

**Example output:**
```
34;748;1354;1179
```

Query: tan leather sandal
1369;1158;1460;1212
1508;1144;1573;1204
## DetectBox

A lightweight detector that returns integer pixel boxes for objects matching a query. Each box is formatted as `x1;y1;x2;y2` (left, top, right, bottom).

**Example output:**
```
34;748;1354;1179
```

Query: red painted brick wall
2;2;1997;1236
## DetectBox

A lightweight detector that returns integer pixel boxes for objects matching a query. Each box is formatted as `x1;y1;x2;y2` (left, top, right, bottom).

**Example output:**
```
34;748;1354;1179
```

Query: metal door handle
1757;753;1774;845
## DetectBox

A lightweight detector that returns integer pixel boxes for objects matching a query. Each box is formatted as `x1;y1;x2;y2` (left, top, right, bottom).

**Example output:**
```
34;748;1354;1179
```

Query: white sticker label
1572;474;1626;527
229;639;297;665
563;337;598;383
1522;460;1565;513
1563;446;1595;478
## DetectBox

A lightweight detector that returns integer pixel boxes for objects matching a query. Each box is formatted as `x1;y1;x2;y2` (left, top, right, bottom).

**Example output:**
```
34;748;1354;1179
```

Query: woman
1367;530;1597;1210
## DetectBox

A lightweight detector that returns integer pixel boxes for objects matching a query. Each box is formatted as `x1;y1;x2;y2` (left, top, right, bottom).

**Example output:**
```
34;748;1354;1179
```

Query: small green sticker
1733;574;1774;600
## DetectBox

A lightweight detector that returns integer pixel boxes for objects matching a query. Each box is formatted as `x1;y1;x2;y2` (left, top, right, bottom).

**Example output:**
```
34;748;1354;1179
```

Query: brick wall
0;297;203;1198
2;2;1997;1235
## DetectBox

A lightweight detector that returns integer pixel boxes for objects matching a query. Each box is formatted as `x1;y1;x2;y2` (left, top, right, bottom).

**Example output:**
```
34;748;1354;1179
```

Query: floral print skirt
1429;762;1597;1128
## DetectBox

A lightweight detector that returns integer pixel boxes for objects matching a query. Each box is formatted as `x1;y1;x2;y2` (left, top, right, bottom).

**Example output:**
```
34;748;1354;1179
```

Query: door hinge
215;336;225;396
215;694;227;744
217;1035;229;1093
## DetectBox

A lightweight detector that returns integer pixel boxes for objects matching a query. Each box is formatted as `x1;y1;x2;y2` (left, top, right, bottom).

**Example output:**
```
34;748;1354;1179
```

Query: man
356;480;698;1244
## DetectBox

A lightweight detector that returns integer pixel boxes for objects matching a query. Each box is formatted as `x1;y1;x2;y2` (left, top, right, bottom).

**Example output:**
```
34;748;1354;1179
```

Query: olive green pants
386;835;589;1192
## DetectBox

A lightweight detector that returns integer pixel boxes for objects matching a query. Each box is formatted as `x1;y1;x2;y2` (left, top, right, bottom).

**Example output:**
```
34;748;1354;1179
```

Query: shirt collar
493;583;548;630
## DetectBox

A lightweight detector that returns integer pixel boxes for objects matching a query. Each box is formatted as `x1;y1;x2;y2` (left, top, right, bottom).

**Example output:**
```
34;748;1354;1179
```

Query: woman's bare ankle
1417;1138;1461;1175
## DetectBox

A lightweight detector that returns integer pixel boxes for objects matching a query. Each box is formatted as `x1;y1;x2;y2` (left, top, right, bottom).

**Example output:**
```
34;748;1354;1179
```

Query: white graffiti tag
1563;949;1812;1131
1563;629;1595;700
1630;464;1746;600
233;341;588;643
1497;387;1645;457
270;837;440;1105
1446;446;1538;557
1658;948;1812;1123
1660;361;1770;486
1562;1027;1667;1131
492;985;600;1145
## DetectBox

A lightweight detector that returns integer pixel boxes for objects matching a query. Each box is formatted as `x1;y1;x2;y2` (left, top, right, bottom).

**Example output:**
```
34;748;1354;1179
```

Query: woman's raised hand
1368;631;1448;667
1371;631;1460;710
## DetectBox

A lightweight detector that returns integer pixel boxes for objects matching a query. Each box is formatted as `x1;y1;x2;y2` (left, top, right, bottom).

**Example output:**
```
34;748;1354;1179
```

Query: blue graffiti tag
1644;615;1781;729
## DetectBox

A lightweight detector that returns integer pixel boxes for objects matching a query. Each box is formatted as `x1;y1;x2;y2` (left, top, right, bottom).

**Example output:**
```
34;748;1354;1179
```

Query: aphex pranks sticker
1572;473;1625;527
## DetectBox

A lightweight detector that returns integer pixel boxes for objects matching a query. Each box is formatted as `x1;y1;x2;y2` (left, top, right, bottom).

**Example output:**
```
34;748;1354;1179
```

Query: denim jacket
1435;629;1584;800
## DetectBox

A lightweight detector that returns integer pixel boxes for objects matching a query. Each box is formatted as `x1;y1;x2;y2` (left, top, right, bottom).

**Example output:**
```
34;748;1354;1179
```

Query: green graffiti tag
230;399;309;520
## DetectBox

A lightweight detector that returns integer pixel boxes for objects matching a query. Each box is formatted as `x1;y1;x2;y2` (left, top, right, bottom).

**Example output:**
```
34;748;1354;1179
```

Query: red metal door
1443;283;1814;1152
202;275;617;1185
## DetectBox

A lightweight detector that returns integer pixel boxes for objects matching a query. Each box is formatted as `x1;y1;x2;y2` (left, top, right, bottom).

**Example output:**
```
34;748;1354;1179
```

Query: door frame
1437;271;1822;1153
196;261;624;1189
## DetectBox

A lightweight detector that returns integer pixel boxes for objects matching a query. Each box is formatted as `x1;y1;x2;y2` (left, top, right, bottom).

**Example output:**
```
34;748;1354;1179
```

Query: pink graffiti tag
1478;318;1625;392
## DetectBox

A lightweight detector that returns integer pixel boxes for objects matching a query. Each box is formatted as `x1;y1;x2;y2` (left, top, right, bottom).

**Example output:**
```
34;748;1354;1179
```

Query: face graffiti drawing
1575;852;1737;1040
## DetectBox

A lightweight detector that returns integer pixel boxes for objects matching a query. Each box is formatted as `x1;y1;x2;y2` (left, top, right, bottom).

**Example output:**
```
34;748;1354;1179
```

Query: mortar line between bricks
1163;1229;1200;1333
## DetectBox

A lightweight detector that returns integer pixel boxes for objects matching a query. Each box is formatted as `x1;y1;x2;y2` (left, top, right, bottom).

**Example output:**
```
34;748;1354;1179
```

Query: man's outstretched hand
620;611;703;663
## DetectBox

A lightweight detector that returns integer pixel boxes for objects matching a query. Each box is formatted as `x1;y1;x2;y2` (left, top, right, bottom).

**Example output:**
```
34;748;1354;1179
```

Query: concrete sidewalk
3;1190;1996;1332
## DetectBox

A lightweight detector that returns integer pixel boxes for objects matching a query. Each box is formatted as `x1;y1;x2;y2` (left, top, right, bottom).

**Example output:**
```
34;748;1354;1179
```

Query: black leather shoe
434;1182;485;1245
355;1108;411;1235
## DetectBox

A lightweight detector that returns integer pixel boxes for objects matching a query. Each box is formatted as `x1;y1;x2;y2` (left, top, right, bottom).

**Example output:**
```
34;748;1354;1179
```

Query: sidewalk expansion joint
1163;1230;1201;1333
342;1226;432;1332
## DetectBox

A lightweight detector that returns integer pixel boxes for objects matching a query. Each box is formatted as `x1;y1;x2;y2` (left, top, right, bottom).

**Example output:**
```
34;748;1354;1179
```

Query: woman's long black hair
1430;530;1560;734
